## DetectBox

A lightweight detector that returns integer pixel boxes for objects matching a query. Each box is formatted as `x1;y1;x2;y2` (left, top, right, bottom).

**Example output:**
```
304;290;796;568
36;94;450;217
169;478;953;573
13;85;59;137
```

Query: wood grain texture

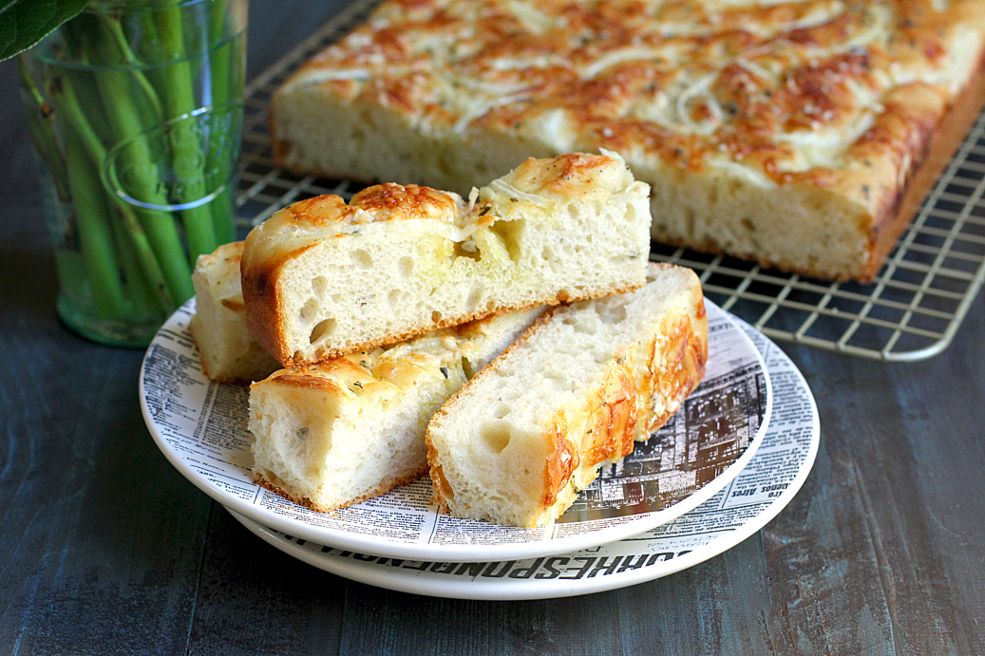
183;508;347;656
0;114;213;654
1;1;984;654
758;310;985;656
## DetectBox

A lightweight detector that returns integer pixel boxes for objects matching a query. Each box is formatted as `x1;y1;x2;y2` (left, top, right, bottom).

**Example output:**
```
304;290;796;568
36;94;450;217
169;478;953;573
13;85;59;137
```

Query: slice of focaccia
241;152;650;367
189;241;281;384
426;263;708;528
248;306;545;513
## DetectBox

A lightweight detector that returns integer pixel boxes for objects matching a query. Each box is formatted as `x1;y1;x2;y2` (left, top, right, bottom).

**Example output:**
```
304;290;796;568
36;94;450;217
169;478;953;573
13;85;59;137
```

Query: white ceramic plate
228;318;817;600
140;299;771;562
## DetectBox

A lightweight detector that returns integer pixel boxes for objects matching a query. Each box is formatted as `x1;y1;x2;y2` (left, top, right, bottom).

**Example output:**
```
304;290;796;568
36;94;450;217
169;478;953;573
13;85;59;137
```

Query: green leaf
0;0;24;16
0;0;89;62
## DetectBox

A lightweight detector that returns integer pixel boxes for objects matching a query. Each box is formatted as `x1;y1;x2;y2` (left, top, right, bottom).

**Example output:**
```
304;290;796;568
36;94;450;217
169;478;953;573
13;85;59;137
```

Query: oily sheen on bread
249;306;545;512
426;263;708;528
241;152;650;367
271;0;985;281
189;241;281;384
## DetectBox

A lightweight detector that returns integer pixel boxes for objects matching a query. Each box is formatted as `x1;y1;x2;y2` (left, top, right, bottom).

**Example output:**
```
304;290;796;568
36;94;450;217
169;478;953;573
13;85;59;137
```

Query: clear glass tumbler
20;0;247;346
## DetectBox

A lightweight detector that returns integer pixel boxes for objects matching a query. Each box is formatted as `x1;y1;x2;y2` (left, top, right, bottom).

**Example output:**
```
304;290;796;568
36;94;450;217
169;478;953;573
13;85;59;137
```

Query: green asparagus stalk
63;128;128;320
51;68;189;306
75;24;196;303
207;0;238;245
110;207;161;319
55;70;175;314
98;15;165;124
147;6;218;260
112;205;176;314
18;58;72;202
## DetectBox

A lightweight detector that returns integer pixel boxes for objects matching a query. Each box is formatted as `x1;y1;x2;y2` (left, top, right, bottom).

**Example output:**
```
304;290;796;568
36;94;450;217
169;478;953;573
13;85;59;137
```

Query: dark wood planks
335;536;775;656
759;303;985;656
182;509;348;656
0;196;214;654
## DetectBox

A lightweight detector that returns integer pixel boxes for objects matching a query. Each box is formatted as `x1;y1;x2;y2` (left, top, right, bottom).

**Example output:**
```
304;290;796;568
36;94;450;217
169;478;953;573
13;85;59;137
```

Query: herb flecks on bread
249;307;545;512
271;0;985;281
426;263;708;528
241;152;650;367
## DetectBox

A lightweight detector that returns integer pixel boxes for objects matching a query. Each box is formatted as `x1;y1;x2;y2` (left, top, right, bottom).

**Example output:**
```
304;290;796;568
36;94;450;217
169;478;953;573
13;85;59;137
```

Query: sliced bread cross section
190;241;281;384
241;152;650;367
426;263;708;528
248;306;545;512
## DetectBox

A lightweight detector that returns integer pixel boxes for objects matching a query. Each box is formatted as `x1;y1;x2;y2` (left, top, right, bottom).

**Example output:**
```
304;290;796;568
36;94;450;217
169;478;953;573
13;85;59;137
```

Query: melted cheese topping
195;240;246;306
242;152;637;273
284;0;985;204
266;312;525;400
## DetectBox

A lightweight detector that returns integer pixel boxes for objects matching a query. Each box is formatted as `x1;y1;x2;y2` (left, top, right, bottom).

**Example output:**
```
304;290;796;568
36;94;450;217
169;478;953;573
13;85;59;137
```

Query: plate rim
226;319;818;600
139;298;773;562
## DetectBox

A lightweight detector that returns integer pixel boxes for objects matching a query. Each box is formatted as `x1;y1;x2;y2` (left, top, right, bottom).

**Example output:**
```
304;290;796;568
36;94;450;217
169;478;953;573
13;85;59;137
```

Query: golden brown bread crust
535;306;707;519
426;265;708;524
864;50;985;280
273;0;985;281
252;466;429;513
242;153;649;366
240;246;291;366
190;240;282;384
242;189;466;365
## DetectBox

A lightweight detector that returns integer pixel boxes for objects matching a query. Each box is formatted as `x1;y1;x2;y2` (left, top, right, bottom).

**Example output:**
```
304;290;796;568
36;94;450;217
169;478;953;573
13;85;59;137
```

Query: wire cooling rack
234;0;985;361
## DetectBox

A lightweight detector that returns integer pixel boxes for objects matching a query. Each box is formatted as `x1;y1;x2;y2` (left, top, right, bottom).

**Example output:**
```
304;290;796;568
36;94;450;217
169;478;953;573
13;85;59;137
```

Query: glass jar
19;0;247;346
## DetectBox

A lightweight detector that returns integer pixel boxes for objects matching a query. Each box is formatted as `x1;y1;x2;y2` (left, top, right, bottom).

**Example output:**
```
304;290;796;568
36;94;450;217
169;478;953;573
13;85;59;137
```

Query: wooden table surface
1;2;984;654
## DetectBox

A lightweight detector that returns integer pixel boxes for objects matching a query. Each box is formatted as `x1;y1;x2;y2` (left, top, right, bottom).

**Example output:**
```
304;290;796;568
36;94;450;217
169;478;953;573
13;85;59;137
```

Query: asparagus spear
18;57;72;203
206;0;239;245
51;66;190;305
63;127;128;320
97;15;165;123
74;21;196;303
144;6;218;260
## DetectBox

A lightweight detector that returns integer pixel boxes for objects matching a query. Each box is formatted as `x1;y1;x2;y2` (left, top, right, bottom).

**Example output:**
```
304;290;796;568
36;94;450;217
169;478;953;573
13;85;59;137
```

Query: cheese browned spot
272;0;985;281
426;263;708;528
249;306;546;513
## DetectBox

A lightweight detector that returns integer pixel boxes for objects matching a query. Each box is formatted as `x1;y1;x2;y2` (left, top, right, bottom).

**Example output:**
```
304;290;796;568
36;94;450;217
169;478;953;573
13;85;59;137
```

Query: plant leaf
0;0;24;17
0;0;89;62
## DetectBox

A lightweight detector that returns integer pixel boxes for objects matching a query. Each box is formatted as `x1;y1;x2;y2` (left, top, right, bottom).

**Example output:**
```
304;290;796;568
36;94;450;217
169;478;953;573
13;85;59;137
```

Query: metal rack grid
235;0;985;361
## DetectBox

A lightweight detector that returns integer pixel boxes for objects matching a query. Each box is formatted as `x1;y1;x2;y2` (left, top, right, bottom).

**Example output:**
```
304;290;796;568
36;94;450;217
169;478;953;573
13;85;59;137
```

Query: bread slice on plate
241;152;651;367
189;241;281;384
248;306;545;513
426;263;708;528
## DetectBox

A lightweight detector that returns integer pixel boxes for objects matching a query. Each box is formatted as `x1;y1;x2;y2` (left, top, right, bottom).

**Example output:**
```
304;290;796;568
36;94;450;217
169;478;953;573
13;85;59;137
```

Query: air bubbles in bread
310;317;337;344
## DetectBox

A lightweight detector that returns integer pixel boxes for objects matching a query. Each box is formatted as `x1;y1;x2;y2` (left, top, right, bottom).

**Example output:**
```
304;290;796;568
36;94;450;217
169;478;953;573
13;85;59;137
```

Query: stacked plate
139;300;819;600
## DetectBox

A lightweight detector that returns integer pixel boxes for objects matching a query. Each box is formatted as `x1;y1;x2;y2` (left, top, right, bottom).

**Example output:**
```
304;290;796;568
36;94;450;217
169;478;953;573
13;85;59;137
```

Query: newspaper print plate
140;298;771;563
228;318;817;599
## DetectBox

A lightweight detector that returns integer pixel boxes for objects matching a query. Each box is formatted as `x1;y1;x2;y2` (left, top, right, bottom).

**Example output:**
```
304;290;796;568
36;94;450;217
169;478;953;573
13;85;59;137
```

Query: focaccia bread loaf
426;263;708;528
271;0;985;281
249;306;545;512
189;241;281;384
242;152;650;367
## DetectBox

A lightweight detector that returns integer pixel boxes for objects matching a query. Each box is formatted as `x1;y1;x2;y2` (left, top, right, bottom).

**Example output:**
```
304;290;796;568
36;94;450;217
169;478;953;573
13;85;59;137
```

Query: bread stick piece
190;241;281;384
426;264;707;528
248;306;545;512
